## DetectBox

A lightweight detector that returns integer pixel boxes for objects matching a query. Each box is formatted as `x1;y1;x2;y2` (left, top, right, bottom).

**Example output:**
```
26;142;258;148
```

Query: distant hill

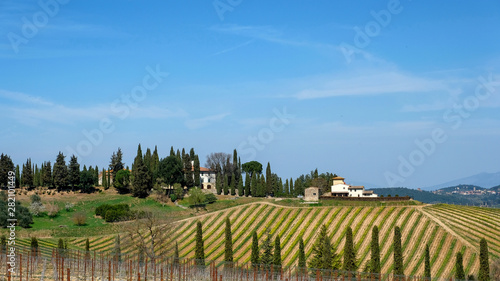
369;187;484;205
423;171;500;190
436;184;486;194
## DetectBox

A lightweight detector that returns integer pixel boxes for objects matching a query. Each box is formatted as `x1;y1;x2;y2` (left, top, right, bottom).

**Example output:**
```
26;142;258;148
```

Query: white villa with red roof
330;176;377;198
199;166;216;191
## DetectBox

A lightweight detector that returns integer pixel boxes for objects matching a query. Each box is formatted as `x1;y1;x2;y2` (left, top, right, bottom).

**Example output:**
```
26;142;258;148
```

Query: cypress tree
273;235;282;267
85;238;90;259
424;244;431;280
68;155;80;190
237;175;244;197
298;237;306;269
195;221;205;266
216;172;222;195
109;148;124;178
370;225;381;274
170;146;175;157
174;242;179;264
455;252;465;280
53;152;68;190
265;162;272;196
30;237;39;256
257;174;266;197
289;178;294;196
260;233;273;269
230;172;236;196
183;154;194;188
223;174;229;195
193;155;201;188
22;158;33;188
114;235;122;263
309;225;339;270
42;161;52;187
250;173;258;197
94;165;99;186
478;238;490;281
131;144;152;198
102;168;107;188
393;226;404;276
57;238;65;257
107;169;111;190
284;179;290;197
343;226;357;271
224;217;233;264
251;231;259;268
244;173;251;196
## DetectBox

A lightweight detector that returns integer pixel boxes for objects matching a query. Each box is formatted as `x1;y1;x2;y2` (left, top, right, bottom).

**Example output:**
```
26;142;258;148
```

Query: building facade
330;176;377;198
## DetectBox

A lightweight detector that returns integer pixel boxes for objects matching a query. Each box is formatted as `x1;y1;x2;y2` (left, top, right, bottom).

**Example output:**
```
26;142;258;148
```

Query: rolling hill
15;202;500;279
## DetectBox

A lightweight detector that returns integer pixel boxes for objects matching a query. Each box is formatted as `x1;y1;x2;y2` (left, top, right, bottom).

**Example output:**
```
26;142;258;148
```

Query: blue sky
1;0;500;189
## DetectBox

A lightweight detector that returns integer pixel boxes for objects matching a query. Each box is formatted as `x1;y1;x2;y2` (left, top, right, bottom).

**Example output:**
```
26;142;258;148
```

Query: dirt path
417;207;477;253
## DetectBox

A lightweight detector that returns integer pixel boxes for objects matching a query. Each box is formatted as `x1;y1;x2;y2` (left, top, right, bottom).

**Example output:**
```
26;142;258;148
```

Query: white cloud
184;113;230;130
294;71;448;100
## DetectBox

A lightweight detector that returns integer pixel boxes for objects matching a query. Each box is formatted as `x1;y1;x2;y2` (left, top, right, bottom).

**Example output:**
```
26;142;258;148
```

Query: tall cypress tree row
298;237;306;269
370;225;381;274
224;217;233;264
478;238;490;281
273;235;281;267
393;226;404;276
343;226;357;271
455;252;465;280
424;244;431;280
251;231;259;268
195;221;205;266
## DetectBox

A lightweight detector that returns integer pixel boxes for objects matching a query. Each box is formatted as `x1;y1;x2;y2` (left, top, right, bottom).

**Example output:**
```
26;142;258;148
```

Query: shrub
65;202;74;212
30;194;41;203
205;193;217;204
95;204;112;217
170;194;177;202
73;212;87;226
29;202;45;216
46;202;60;217
97;203;132;222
